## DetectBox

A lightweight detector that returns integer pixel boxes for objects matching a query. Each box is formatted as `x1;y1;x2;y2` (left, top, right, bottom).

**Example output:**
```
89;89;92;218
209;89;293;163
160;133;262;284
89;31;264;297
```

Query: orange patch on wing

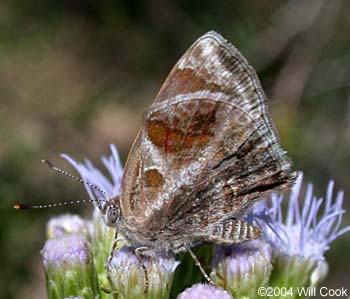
165;129;185;152
147;99;219;153
144;168;165;188
147;120;168;147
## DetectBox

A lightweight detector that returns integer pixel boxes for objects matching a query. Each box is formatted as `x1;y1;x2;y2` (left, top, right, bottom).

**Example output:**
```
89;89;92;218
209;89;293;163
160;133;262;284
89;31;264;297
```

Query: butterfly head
97;196;121;227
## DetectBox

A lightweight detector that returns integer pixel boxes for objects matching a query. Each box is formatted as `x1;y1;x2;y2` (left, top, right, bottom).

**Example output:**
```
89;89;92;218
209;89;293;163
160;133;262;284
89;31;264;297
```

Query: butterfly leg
134;246;150;293
201;218;261;244
107;231;123;265
188;247;215;285
105;231;124;294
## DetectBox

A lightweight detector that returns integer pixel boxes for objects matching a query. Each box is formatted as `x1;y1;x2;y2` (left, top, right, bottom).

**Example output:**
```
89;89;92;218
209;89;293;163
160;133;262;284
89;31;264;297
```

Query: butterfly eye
107;206;120;224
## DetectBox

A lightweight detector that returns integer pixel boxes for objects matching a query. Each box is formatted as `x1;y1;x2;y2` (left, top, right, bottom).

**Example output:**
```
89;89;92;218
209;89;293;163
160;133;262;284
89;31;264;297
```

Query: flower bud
211;239;272;299
41;234;98;299
46;214;89;240
177;283;232;299
108;246;179;299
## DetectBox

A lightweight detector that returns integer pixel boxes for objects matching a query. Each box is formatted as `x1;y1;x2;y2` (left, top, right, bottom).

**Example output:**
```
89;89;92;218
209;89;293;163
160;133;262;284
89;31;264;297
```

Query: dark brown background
0;1;349;298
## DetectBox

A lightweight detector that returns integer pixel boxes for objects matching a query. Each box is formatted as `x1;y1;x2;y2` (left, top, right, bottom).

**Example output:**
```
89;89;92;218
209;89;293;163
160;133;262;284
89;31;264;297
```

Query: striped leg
134;247;150;293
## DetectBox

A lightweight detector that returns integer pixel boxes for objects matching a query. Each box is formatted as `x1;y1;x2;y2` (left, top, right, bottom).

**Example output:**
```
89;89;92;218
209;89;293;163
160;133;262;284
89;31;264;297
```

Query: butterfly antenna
13;159;110;210
41;159;108;197
14;198;95;210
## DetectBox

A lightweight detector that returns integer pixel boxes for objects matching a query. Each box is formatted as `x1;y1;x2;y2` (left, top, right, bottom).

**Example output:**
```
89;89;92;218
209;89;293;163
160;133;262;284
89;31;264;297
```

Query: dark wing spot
147;120;168;147
144;168;165;188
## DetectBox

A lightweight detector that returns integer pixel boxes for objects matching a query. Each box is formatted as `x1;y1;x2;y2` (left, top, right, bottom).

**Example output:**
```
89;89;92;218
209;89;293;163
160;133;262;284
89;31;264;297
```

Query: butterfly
16;31;296;286
95;31;296;282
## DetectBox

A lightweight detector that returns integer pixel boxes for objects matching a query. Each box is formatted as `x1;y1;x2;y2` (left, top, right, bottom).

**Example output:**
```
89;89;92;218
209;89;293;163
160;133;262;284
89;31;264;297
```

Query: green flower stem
91;209;120;299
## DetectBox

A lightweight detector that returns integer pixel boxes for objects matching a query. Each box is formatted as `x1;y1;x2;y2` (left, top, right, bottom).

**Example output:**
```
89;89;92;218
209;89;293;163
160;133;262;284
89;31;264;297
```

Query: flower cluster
40;145;349;299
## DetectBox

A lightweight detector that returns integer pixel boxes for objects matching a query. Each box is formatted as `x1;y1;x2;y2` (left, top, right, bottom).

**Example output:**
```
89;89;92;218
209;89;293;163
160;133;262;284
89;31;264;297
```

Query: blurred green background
0;0;349;298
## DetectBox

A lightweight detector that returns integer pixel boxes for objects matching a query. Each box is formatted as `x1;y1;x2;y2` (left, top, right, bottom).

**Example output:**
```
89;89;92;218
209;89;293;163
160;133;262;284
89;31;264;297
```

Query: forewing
120;31;295;233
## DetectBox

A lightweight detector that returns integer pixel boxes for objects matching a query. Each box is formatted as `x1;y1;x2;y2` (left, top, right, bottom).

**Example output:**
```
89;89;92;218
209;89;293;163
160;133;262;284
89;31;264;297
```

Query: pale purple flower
60;145;126;295
61;145;123;273
211;239;272;298
212;239;272;271
109;246;180;276
41;234;91;268
177;283;233;299
248;172;350;289
256;172;350;261
41;234;98;299
62;144;123;206
108;246;180;299
46;214;89;239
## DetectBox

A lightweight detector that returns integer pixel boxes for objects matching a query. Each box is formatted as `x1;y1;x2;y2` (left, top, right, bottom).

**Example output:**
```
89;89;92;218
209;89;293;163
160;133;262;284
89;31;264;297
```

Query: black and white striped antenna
14;159;108;210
